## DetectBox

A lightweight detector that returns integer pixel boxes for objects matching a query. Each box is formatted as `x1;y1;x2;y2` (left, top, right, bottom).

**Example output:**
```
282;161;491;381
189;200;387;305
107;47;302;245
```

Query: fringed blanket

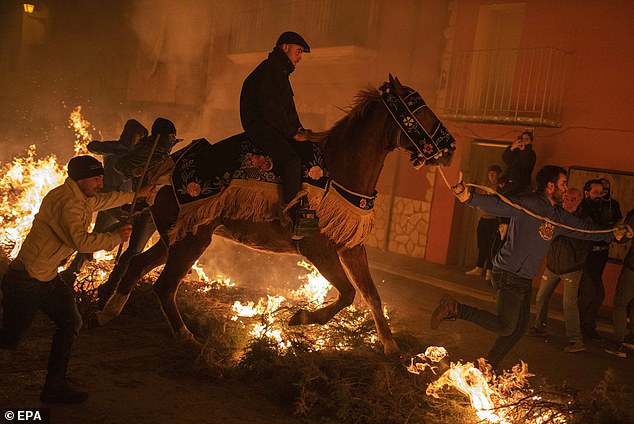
155;133;376;248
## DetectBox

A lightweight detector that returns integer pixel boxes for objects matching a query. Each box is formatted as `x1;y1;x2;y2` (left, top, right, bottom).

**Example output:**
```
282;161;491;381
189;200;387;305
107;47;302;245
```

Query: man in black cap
0;155;149;404
240;31;317;239
61;119;148;284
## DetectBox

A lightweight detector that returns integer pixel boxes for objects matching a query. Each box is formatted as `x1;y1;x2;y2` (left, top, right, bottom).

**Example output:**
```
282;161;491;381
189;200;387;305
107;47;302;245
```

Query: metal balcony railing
437;47;571;127
229;0;379;54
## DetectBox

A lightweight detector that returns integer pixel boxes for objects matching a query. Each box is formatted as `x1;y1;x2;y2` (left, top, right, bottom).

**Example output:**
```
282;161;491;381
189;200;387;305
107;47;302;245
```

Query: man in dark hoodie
94;117;180;306
528;187;591;353
240;31;316;239
60;119;148;284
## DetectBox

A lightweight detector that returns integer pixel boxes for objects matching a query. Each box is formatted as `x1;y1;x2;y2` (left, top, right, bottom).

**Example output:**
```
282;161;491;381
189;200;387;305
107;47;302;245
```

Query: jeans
612;266;634;342
0;268;83;381
534;268;582;342
99;209;156;298
475;217;497;269
459;267;532;368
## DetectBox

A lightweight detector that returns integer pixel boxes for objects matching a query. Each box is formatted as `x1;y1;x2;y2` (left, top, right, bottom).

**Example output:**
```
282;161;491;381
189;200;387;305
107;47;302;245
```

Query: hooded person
96;118;181;307
60;120;149;284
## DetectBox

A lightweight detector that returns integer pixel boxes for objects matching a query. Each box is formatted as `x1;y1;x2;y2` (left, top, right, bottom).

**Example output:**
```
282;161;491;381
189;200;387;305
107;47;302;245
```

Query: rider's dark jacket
240;46;302;140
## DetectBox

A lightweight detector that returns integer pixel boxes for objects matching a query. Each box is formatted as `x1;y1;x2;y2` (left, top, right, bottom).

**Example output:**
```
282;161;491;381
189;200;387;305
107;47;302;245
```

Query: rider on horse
239;31;318;239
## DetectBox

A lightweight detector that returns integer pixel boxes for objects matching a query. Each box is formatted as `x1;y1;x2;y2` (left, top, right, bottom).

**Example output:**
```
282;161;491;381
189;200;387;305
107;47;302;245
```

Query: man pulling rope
430;165;632;370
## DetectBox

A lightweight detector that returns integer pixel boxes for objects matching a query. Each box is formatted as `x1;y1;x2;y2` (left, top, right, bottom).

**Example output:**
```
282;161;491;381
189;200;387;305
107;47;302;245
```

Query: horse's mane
312;86;384;145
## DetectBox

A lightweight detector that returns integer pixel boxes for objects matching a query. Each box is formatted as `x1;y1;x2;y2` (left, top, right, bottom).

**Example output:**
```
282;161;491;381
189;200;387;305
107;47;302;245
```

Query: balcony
228;0;379;64
437;47;571;127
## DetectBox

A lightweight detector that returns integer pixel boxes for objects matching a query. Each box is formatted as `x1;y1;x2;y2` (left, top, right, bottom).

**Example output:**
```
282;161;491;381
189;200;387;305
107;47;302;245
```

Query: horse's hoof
289;309;309;326
94;310;110;326
176;327;203;353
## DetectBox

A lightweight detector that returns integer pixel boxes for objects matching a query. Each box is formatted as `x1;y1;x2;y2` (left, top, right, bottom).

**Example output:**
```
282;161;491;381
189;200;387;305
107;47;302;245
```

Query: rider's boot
288;198;319;240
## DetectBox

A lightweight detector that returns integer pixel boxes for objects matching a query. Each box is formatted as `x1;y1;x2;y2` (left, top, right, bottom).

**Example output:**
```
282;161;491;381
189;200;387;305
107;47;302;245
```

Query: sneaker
527;326;547;337
604;343;627;358
622;335;634;350
564;340;585;353
40;378;89;404
430;294;458;329
465;266;483;276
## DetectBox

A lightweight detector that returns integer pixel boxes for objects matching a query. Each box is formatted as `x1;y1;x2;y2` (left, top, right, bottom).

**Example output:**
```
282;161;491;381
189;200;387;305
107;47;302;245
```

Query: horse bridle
379;83;455;165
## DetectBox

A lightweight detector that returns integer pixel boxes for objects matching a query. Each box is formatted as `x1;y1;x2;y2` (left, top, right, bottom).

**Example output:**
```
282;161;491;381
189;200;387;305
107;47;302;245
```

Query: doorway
456;139;509;269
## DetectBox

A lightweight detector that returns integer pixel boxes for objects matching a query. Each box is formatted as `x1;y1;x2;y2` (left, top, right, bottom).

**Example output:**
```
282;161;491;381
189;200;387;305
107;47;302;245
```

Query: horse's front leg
338;244;399;356
153;223;215;350
290;236;356;325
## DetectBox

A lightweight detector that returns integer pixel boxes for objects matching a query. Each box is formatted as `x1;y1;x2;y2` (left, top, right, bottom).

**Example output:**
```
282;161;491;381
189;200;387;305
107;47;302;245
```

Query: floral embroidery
359;198;367;209
403;116;415;127
423;143;434;155
186;182;201;197
308;166;323;180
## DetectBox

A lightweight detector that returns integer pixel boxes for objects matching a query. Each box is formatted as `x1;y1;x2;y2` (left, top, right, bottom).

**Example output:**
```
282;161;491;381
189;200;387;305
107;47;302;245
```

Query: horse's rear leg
338;245;399;356
96;241;169;325
153;223;215;347
290;238;356;326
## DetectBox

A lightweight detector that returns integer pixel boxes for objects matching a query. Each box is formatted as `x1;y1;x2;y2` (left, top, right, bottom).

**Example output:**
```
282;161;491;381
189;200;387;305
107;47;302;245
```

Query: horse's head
380;75;456;168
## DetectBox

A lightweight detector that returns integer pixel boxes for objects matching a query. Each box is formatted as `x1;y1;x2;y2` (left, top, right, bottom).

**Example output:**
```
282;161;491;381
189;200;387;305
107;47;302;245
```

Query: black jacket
545;208;593;275
240;47;302;140
502;145;536;191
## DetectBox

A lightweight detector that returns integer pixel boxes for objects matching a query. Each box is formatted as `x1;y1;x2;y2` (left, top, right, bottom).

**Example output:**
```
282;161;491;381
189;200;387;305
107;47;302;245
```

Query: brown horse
96;76;456;356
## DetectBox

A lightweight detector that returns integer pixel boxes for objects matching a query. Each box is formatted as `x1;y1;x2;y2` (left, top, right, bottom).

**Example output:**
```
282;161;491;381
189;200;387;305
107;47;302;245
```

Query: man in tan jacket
0;155;148;404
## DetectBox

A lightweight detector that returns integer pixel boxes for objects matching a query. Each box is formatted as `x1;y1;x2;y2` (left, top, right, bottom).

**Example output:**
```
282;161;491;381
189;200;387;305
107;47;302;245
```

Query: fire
229;260;381;352
409;348;568;423
0;146;66;258
69;105;94;156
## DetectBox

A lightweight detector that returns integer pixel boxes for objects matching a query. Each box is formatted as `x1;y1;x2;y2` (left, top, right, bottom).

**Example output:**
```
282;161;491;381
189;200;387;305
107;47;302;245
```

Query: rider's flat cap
276;31;310;52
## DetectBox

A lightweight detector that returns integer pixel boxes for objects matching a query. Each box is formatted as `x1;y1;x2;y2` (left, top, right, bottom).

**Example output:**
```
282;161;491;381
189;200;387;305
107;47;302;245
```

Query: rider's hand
293;131;310;142
451;181;471;203
613;224;634;242
116;224;133;243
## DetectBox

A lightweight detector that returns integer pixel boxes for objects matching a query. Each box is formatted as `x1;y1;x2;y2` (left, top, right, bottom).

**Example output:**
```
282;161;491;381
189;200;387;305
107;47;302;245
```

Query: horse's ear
389;74;405;96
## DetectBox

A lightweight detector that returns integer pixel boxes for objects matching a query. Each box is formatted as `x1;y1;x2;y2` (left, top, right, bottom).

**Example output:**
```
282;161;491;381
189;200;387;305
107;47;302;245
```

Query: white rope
436;167;614;234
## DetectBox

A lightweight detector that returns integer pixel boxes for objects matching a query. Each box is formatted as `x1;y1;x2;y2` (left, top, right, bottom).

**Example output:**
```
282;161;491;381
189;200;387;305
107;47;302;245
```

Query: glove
613;224;634;242
451;181;471;203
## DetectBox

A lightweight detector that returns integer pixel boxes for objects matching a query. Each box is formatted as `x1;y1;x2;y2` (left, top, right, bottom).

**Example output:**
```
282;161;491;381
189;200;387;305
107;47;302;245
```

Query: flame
0;146;67;258
410;347;567;423
69;105;94;156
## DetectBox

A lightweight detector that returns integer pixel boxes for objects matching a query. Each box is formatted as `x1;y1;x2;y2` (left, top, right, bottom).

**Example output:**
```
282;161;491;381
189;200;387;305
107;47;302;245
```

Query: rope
436;167;614;234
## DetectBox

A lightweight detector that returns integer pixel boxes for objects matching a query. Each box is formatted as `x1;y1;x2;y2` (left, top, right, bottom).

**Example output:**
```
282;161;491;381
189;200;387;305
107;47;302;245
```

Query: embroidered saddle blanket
153;133;375;248
169;133;329;207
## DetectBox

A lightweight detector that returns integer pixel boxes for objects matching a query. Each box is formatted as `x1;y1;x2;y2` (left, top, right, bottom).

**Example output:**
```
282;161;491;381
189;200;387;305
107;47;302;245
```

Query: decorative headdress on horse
380;75;456;166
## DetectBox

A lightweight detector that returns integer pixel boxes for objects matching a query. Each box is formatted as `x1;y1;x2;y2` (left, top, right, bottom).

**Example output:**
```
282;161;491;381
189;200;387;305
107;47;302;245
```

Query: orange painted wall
424;0;634;305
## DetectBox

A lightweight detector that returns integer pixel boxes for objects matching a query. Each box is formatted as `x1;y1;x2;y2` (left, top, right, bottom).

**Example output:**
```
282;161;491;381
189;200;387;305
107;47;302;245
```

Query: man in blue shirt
430;165;632;369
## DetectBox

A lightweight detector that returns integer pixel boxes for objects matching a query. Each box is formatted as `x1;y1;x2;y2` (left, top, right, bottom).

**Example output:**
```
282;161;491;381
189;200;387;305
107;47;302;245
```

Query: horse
96;75;456;356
